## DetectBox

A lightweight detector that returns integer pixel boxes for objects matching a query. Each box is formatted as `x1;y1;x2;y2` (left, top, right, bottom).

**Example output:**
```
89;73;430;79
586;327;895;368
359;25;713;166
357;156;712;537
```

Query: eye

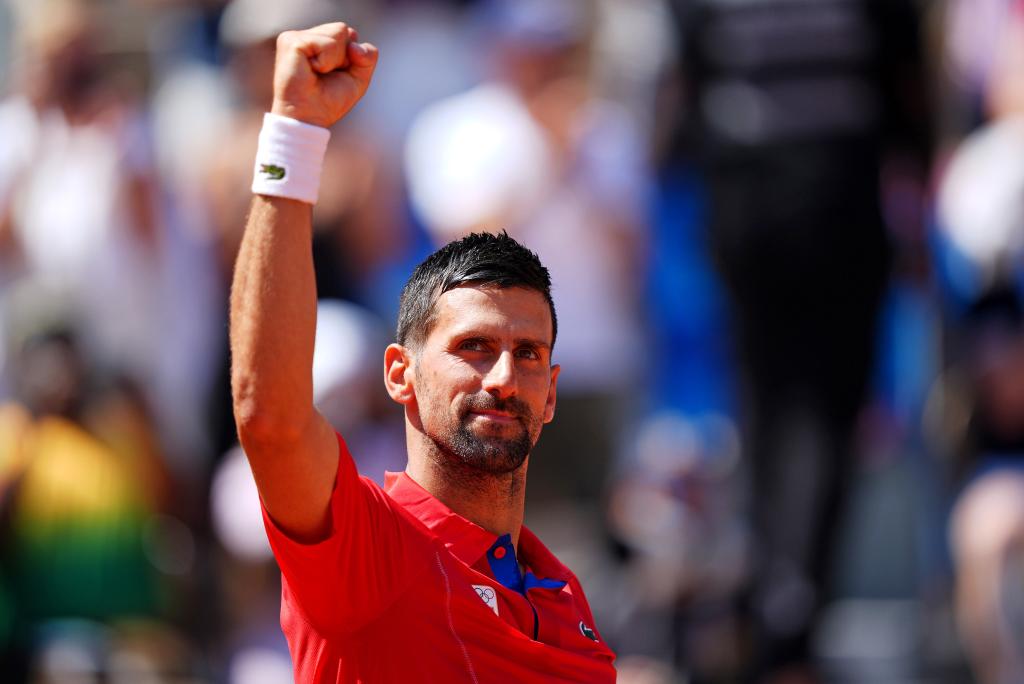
458;338;489;352
515;346;540;360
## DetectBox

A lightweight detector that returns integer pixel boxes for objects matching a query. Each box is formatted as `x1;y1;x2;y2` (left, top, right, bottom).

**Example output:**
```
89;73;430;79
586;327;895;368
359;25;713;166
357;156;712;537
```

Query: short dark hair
396;232;557;349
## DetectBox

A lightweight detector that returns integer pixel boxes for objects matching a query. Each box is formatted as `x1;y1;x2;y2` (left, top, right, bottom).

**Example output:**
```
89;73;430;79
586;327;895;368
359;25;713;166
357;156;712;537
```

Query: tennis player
230;22;616;682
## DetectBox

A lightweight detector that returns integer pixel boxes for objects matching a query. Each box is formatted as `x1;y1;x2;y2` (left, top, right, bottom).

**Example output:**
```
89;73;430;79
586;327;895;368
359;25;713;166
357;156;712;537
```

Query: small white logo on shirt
579;621;598;641
472;585;499;616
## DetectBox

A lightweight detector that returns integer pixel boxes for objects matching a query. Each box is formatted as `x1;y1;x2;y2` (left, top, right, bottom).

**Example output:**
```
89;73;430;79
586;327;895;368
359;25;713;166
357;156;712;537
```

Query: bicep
241;409;339;543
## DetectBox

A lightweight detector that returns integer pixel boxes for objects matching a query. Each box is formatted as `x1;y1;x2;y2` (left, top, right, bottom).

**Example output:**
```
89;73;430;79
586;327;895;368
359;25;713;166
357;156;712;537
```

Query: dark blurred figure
665;1;932;680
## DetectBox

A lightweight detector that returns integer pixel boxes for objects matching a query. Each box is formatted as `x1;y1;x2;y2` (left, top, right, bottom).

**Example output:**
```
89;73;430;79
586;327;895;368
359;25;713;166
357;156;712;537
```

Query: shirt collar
383;471;571;583
384;471;495;566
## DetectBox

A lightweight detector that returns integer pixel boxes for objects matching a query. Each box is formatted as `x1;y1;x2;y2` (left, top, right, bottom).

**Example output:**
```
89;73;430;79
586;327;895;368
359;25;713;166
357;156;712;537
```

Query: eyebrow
451;332;551;352
514;337;551;351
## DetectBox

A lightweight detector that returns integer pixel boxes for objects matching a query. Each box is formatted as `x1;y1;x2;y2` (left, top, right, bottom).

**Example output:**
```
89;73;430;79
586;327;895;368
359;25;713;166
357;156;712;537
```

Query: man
669;1;929;680
230;22;616;682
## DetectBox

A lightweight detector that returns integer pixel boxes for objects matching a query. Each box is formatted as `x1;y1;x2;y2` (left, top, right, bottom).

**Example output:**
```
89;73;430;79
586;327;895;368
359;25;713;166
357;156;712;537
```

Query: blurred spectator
940;291;1024;684
606;412;748;678
0;0;161;381
934;12;1024;679
405;0;650;506
667;0;932;679
0;0;222;478
0;326;171;677
936;4;1024;306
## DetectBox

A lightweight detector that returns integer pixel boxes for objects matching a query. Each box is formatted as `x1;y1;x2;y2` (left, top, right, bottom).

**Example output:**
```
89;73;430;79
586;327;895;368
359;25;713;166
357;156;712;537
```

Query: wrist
251;112;331;205
270;101;331;129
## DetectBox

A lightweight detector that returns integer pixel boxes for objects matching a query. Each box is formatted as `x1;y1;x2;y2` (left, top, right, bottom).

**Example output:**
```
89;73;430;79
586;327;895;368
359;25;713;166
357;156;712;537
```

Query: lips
468;410;519;424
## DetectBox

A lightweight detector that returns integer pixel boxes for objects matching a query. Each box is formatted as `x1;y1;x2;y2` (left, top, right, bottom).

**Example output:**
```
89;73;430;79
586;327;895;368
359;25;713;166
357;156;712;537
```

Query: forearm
230;194;318;444
231;194;340;539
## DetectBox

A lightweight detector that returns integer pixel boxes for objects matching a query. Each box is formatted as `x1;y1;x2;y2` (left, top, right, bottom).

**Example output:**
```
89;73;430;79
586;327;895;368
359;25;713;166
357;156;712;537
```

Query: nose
481;350;517;399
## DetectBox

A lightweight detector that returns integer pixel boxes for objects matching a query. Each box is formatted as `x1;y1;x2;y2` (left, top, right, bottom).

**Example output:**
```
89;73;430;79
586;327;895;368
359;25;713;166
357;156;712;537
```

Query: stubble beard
429;395;536;476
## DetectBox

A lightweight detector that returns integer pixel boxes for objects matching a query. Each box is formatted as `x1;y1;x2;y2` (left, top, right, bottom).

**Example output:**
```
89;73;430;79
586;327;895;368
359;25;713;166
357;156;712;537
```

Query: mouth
467;410;520;425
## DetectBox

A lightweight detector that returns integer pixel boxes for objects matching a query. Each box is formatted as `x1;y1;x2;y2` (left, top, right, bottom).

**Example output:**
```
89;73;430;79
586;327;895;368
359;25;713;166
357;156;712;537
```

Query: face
17;337;83;417
392;285;559;475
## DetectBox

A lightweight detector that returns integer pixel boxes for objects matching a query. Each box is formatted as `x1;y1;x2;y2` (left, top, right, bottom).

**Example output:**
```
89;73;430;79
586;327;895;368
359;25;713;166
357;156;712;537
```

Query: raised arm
230;23;378;541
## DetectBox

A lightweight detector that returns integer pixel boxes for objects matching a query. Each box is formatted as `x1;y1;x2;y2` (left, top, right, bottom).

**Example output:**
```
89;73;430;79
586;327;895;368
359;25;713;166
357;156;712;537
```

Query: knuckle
313;21;347;37
276;31;294;48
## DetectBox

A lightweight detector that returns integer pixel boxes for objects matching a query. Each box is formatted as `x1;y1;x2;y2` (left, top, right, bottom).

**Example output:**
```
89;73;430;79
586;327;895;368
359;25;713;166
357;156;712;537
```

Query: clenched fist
271;23;379;129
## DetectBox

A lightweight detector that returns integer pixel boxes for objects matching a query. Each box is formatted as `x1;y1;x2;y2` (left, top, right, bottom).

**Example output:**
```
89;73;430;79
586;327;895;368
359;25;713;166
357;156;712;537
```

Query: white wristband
251;112;331;205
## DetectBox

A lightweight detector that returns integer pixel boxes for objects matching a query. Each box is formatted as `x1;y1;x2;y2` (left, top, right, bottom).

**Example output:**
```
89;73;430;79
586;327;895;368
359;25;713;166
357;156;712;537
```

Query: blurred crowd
0;0;1022;682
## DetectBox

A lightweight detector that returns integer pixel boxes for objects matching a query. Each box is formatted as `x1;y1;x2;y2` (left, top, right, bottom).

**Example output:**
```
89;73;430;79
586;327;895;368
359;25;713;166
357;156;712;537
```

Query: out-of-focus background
0;0;1023;682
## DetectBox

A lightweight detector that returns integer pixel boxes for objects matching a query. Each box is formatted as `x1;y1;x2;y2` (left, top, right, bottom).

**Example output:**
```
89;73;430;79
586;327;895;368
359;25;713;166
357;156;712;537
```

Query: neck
405;425;528;548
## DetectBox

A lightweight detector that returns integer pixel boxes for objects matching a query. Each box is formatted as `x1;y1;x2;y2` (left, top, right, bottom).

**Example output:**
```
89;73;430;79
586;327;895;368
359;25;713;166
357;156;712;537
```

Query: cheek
415;363;473;418
413;384;452;437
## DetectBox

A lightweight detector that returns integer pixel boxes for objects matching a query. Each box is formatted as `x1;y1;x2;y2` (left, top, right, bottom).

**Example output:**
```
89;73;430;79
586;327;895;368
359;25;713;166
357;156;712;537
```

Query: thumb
346;42;379;85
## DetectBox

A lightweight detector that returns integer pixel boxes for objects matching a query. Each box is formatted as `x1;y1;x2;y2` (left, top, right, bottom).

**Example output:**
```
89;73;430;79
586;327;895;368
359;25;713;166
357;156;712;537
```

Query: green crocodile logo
259;163;286;181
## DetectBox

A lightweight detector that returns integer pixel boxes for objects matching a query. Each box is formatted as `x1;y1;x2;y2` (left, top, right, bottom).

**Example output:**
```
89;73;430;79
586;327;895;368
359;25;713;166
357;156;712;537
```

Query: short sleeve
261;433;423;637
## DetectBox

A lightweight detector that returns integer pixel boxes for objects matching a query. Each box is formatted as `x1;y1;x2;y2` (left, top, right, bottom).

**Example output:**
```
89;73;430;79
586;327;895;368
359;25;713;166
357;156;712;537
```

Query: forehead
427;285;553;343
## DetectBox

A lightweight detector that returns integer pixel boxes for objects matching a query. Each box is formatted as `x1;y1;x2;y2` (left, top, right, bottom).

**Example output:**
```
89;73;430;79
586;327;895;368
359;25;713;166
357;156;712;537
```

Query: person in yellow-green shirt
0;329;169;668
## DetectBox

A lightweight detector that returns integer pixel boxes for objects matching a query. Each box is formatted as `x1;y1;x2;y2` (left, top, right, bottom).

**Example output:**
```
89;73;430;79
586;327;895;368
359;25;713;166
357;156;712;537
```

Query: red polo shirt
261;434;616;682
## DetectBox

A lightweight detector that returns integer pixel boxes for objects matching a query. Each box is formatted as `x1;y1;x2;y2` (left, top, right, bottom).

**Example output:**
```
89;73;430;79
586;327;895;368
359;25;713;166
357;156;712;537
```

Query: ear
543;363;560;424
384;343;415;405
